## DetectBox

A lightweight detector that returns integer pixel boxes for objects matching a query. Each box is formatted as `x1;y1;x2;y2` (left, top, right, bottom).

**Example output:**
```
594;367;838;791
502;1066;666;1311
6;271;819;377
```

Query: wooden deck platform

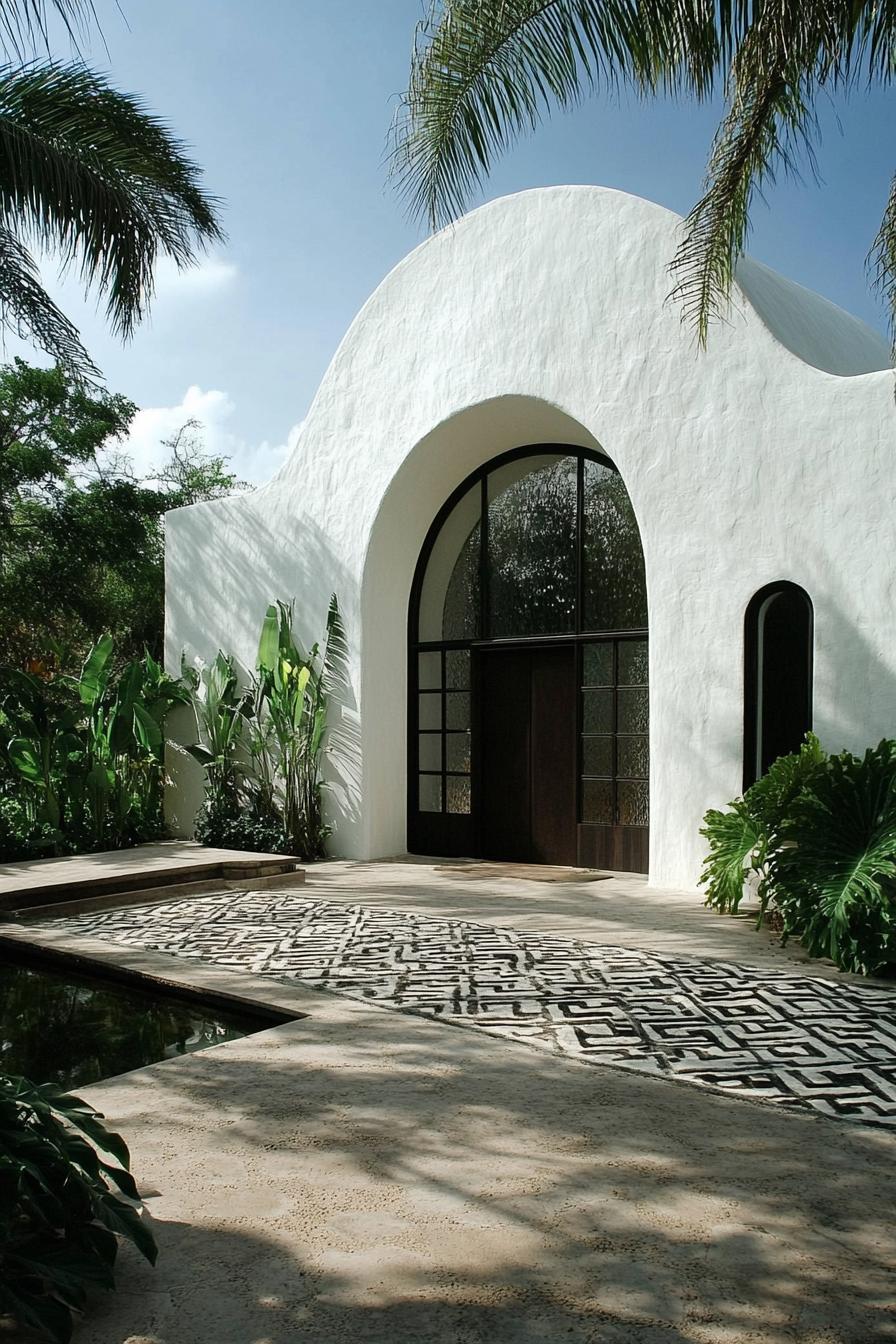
0;841;302;915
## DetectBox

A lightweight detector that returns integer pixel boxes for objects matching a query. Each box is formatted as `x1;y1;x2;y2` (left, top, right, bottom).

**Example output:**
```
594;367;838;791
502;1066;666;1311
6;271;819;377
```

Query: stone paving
44;887;896;1128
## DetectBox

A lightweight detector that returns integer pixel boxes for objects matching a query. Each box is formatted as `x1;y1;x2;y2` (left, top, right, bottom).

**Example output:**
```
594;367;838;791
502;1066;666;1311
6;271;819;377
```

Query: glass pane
446;691;470;730
418;651;442;690
617;735;649;779
618;640;648;686
618;688;648;734
418;733;442;772
446;775;471;815
487;454;577;637
582;779;613;825
582;736;613;776
418;484;481;641
582;689;613;734
583;458;647;631
418;692;441;730
445;648;470;689
446;731;471;772
618;780;649;826
583;642;613;687
418;775;442;812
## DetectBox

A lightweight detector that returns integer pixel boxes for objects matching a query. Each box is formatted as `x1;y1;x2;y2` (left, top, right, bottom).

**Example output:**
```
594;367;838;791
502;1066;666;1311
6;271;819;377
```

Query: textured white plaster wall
165;186;896;890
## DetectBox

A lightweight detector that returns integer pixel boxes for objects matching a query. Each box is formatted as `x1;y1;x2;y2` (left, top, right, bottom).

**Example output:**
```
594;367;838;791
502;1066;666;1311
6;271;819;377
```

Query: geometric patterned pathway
44;892;896;1128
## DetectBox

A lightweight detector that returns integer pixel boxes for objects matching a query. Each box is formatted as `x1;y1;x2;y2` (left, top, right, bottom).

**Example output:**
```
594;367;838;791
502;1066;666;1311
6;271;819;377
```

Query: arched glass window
409;444;649;871
744;582;813;790
413;447;646;646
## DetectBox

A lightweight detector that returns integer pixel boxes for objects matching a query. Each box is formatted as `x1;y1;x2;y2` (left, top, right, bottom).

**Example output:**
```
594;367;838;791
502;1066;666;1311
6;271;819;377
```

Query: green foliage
0;359;247;671
184;651;252;844
394;2;896;350
0;636;188;859
0;56;222;377
0;1070;156;1344
188;597;346;861
771;743;896;976
700;734;896;976
701;734;827;916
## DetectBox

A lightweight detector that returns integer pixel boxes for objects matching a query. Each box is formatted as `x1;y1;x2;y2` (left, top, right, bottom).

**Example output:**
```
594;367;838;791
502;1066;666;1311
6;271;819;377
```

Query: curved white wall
166;185;896;890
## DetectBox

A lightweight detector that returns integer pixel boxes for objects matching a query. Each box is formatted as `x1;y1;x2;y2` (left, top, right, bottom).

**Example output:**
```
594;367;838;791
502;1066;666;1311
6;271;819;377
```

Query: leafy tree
0;358;247;669
394;1;896;346
151;418;250;508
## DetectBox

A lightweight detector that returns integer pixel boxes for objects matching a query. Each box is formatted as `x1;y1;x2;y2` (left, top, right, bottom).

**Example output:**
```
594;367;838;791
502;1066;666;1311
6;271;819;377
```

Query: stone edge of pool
0;922;312;1029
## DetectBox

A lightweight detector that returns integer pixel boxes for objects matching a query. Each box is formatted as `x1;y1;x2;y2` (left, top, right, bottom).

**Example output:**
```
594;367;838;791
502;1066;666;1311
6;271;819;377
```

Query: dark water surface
0;953;268;1090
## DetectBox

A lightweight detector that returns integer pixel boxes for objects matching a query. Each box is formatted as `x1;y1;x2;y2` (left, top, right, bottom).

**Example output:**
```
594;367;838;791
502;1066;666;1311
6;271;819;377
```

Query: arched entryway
408;444;649;872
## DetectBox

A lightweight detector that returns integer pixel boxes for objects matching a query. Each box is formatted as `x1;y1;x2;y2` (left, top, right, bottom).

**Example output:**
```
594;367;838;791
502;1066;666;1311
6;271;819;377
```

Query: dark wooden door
477;646;577;865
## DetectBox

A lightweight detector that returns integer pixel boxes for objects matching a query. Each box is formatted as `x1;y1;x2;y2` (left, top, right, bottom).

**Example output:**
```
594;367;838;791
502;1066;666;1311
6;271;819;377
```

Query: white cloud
107;385;300;487
152;254;239;300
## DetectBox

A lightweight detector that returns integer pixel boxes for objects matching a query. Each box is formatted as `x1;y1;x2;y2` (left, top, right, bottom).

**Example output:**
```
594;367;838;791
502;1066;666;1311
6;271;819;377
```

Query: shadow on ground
71;995;895;1344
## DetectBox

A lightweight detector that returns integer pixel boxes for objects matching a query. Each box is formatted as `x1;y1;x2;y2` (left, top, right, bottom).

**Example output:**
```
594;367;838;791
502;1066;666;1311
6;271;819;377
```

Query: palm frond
868;171;896;353
0;221;97;374
0;0;98;60
668;17;820;346
0;61;224;345
392;0;729;230
396;1;896;344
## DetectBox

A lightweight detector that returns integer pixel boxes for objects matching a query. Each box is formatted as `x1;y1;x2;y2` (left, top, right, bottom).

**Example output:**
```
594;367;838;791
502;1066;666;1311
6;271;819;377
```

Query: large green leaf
256;603;279;673
699;800;764;915
184;742;216;766
775;742;896;974
133;702;163;752
77;634;114;707
7;735;42;781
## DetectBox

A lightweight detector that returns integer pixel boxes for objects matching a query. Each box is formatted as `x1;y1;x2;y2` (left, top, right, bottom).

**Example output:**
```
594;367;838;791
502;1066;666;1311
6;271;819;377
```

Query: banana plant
183;651;252;827
255;595;344;858
0;638;188;856
0;666;81;842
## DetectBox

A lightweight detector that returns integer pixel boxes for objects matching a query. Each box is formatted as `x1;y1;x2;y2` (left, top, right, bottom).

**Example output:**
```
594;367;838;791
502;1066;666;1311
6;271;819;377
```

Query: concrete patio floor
6;861;896;1342
285;858;872;978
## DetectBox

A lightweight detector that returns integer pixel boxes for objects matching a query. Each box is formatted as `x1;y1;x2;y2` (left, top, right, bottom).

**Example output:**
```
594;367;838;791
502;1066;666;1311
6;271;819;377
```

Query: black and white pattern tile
42;893;896;1127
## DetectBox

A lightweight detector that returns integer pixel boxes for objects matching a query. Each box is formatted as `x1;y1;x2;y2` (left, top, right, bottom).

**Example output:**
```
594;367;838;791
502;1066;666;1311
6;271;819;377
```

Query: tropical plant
183;651;252;848
0;48;223;377
701;732;827;917
255;596;346;859
186;597;346;861
770;742;896;976
0;1070;156;1344
701;734;896;975
0;635;187;857
394;1;896;347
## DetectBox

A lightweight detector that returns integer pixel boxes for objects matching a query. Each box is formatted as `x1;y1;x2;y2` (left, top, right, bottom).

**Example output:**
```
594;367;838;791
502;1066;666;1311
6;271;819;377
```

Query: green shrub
0;640;186;861
701;734;896;976
0;1072;157;1343
187;596;345;861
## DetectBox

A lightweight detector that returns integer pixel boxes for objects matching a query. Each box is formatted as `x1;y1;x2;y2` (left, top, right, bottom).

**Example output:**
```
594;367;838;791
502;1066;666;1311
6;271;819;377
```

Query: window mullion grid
575;453;584;637
612;639;619;826
479;473;489;640
440;647;447;813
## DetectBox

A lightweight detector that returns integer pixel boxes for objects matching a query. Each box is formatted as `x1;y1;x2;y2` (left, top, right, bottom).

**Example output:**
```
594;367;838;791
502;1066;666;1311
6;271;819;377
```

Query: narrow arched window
744;582;813;790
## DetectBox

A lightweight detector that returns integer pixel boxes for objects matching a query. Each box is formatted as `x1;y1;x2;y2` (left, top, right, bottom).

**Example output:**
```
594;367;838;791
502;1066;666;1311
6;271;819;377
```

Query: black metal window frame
407;444;648;831
743;579;814;792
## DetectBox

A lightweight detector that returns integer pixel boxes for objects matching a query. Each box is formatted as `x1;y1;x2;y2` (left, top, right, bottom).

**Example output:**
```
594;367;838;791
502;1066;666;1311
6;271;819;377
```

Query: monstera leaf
774;742;896;975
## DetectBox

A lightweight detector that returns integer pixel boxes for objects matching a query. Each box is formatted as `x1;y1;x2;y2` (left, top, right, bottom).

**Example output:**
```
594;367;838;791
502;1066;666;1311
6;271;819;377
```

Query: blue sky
23;1;896;482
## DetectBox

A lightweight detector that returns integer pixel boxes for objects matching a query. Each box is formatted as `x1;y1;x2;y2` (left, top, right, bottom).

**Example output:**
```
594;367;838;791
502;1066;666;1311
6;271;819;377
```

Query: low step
0;842;303;913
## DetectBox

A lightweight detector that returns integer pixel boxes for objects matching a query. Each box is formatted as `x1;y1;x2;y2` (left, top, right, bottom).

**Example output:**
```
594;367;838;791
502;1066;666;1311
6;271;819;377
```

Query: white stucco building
165;185;895;890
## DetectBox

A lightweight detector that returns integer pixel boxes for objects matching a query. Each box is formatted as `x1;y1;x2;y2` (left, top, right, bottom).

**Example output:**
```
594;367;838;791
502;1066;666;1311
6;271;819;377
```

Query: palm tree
0;0;222;376
393;2;896;348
